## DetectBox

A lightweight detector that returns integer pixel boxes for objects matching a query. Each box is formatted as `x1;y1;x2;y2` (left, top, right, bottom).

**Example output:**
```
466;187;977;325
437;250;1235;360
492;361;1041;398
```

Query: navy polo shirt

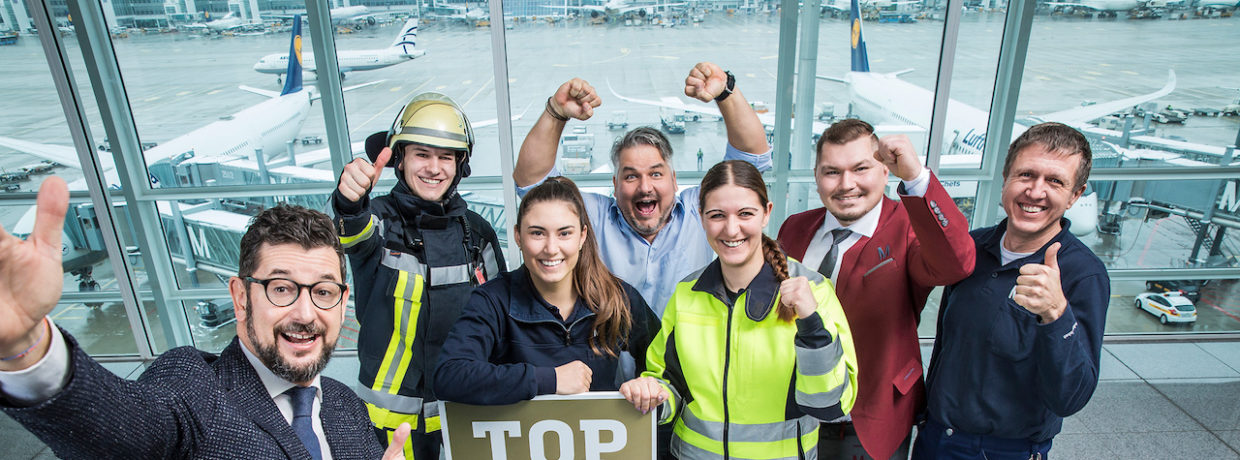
924;218;1110;442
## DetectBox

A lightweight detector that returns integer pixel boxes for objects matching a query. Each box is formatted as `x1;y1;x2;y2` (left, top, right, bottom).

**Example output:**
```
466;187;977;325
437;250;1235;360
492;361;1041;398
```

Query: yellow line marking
207;89;222;95
435;85;447;90
462;80;473;85
144;96;161;102
1121;70;1139;75
759;55;778;60
462;75;495;109
351;79;431;135
176;91;192;96
53;304;82;320
389;86;402;92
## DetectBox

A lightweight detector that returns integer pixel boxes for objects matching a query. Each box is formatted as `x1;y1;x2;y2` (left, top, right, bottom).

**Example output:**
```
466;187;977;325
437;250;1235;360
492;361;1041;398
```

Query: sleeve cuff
516;164;563;198
534;365;557;396
723;143;773;172
794;314;832;349
0;320;70;406
898;168;932;197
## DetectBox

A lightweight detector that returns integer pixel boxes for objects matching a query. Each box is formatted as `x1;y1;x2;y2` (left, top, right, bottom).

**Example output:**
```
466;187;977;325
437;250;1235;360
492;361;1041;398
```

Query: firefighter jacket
332;181;506;435
644;258;858;460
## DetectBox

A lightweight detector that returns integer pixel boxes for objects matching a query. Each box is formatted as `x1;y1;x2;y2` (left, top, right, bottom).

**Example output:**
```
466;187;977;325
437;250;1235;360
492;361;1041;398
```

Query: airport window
6;0;1240;362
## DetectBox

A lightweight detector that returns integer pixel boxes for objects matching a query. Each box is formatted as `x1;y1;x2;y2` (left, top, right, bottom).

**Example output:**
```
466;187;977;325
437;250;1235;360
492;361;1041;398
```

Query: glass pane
502;6;781;179
1019;11;1238;169
1110;278;1240;334
1087;178;1239;270
50;297;138;355
935;10;1004;162
110;14;329;190
334;11;497;173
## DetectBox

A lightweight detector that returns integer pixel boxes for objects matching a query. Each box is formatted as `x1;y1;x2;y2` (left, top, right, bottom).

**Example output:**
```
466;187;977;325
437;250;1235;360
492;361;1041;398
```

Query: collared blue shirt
924;218;1110;443
517;144;771;316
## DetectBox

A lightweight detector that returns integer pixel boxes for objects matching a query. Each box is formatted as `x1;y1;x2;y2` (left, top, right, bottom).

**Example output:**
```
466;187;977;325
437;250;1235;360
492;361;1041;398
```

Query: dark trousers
375;426;441;460
910;419;1051;460
817;422;911;460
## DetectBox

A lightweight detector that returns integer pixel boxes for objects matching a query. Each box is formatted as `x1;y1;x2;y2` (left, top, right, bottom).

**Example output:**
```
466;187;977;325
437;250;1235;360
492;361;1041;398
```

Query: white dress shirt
0;321;333;459
803;169;932;283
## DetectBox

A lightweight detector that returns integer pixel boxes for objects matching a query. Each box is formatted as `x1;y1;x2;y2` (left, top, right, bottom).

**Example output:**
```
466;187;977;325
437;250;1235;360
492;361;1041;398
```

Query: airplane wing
0;136;103;171
607;80;724;118
1034;70;1176;125
239;85;281;98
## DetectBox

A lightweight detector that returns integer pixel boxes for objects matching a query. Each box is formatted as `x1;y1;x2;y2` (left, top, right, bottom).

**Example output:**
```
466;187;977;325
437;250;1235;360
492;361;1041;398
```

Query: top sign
441;392;655;460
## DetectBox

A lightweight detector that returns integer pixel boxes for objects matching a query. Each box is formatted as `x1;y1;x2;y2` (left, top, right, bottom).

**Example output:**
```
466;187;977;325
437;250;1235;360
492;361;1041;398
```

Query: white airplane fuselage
253;48;425;75
846;71;1016;159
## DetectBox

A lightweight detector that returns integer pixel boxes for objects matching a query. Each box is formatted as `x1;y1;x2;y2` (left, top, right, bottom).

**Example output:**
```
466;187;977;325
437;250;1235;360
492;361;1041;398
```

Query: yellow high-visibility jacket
644;258;857;460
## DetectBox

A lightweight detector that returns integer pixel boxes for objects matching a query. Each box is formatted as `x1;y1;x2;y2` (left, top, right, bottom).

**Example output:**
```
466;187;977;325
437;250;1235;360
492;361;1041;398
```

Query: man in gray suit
0;177;408;459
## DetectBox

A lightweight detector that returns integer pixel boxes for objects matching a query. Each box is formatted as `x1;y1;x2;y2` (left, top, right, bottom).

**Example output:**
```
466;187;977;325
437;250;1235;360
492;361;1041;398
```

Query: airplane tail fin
280;15;304;96
391;18;420;53
849;0;870;72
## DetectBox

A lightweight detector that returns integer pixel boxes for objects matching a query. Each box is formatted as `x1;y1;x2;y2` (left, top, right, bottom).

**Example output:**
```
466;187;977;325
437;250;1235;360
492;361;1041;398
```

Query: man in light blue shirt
513;62;771;316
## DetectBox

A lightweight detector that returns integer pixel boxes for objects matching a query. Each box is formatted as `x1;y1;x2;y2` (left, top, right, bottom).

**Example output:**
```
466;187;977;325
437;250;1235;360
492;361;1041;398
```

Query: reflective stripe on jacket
644;258;858;459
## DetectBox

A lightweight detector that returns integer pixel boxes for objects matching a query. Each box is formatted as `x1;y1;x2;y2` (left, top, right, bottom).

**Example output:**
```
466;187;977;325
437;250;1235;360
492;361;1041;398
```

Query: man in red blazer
778;119;975;459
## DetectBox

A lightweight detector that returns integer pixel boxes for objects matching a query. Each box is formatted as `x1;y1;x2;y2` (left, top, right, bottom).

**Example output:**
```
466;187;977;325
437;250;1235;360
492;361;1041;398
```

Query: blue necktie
286;386;323;460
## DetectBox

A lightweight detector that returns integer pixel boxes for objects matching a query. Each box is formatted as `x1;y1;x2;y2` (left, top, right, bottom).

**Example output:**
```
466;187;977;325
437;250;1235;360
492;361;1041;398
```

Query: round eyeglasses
243;277;347;310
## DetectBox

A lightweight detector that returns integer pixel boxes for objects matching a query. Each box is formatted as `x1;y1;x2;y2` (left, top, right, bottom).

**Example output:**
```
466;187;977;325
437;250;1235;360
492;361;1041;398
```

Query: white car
1135;292;1197;325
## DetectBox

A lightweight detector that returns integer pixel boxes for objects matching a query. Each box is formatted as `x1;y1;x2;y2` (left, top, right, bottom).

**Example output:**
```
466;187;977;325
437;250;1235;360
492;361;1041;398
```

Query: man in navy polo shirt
915;122;1110;460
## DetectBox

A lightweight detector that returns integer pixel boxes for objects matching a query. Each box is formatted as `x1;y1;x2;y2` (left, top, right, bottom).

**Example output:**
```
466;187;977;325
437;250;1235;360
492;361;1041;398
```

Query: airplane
253;18;425;83
545;0;688;21
330;5;381;29
1197;0;1240;12
189;12;261;33
822;0;922;16
0;15;378;292
816;0;1176;161
424;0;491;25
1044;0;1149;17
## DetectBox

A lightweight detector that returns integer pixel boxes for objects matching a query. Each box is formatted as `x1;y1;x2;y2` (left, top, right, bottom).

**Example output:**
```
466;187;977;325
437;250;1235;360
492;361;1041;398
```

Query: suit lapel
216;339;308;459
320;381;358;458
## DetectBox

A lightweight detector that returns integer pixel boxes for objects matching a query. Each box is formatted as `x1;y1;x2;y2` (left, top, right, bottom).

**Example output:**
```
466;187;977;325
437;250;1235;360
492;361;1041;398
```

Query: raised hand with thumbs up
1013;242;1068;323
338;146;391;203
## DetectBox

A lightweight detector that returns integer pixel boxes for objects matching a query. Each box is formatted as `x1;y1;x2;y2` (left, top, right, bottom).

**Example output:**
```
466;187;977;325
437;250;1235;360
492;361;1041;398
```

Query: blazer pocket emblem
862;258;895;277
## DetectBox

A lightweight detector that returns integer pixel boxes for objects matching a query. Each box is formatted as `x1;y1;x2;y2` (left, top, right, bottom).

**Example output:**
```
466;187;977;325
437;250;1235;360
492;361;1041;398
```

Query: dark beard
244;303;335;384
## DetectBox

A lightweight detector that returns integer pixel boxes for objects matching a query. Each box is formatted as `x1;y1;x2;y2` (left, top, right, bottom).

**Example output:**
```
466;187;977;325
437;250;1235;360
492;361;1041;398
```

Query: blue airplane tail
280;15;304;96
849;0;870;72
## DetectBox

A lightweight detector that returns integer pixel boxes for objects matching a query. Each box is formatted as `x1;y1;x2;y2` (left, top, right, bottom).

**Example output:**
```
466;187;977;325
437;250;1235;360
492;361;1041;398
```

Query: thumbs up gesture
338;146;391;203
1014;242;1068;323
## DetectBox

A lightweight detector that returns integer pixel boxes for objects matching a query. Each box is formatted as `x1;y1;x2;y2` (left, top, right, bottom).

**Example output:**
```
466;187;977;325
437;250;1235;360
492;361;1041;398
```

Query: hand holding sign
555;360;592;395
619;377;668;415
1014;242;1068;323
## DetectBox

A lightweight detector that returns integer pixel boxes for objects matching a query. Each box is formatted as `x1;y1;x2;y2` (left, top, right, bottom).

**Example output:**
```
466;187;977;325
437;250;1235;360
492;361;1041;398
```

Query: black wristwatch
714;70;736;103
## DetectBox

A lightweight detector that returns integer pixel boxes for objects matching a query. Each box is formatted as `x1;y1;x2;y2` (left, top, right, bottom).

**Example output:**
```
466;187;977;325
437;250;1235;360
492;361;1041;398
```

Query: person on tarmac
621;160;859;460
433;176;661;405
332;92;506;459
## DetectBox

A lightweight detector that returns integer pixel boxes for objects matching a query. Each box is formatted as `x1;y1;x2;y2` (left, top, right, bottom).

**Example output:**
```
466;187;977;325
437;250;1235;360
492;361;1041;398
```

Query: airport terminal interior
3;0;1240;456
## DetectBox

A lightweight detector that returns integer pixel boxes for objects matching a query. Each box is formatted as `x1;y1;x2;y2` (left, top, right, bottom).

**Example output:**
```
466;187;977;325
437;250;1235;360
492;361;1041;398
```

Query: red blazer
777;173;975;460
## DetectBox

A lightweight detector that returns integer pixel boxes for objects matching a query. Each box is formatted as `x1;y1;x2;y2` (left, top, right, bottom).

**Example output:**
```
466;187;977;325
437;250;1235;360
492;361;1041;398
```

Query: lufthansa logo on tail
851;19;860;48
294;35;303;65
